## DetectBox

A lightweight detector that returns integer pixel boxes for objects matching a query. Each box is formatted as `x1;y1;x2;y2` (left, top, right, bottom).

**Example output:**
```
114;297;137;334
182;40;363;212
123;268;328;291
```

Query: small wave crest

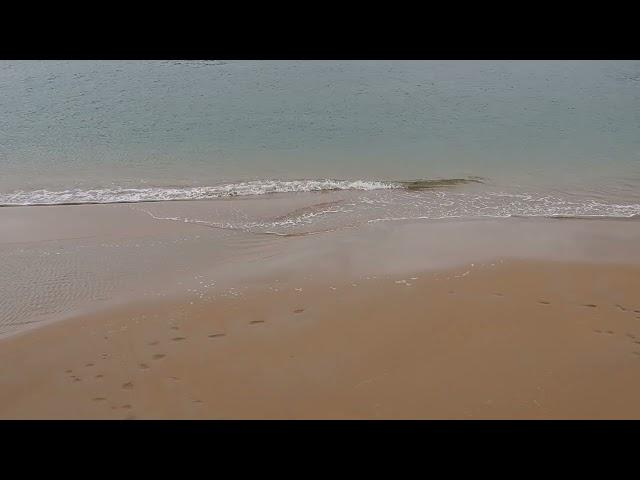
0;178;480;206
399;177;484;190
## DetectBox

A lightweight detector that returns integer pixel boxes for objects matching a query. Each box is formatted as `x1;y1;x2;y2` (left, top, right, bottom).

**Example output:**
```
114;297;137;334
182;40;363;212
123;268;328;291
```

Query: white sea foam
0;179;399;206
3;180;640;238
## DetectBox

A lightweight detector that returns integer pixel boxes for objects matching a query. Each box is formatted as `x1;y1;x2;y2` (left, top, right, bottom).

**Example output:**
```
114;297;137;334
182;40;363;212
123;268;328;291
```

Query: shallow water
3;202;640;337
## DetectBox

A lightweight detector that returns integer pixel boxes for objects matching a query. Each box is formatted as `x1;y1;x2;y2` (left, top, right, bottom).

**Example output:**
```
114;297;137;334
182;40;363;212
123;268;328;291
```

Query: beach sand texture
1;203;640;419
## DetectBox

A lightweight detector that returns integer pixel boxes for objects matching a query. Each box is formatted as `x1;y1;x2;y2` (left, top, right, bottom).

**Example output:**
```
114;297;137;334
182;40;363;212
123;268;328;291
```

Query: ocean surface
2;60;640;231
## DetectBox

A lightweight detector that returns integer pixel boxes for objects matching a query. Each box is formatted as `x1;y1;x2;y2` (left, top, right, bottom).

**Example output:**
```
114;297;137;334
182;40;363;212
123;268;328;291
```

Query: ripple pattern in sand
0;244;120;336
0;227;274;337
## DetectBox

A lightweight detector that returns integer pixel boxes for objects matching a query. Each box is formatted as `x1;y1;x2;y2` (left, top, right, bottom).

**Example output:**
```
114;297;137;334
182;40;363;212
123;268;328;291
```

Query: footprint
122;382;134;390
208;333;225;338
583;304;598;308
148;341;159;346
606;330;614;335
172;337;186;342
538;300;551;305
594;329;603;334
170;326;180;331
193;400;204;405
95;374;104;379
92;397;106;402
152;354;166;360
65;369;73;374
139;363;150;370
293;309;305;314
249;320;265;325
85;363;94;367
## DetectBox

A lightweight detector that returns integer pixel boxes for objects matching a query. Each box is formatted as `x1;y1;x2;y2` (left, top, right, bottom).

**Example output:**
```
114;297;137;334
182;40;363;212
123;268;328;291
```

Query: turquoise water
1;60;639;217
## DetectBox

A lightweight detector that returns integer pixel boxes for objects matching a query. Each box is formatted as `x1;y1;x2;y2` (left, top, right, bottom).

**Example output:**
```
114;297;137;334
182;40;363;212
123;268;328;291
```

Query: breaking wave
0;178;482;206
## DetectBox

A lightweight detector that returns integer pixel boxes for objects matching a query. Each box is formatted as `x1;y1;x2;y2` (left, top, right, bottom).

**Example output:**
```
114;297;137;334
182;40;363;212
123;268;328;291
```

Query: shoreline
4;59;640;419
2;201;640;418
3;201;640;339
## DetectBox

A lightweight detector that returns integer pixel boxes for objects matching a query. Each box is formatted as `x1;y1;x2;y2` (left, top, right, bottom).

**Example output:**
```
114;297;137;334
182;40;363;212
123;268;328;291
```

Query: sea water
1;60;640;229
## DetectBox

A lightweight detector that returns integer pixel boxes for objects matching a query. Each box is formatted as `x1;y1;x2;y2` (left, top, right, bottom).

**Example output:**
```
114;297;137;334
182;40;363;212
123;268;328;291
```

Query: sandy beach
3;60;640;420
1;202;640;419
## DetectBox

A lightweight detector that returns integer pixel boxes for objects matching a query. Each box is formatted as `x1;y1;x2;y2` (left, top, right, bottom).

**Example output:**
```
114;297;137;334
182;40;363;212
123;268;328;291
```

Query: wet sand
1;257;640;419
2;201;640;418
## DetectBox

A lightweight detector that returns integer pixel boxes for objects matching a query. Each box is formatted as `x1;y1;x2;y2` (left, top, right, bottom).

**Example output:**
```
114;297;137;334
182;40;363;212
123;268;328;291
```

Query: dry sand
2;258;640;419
